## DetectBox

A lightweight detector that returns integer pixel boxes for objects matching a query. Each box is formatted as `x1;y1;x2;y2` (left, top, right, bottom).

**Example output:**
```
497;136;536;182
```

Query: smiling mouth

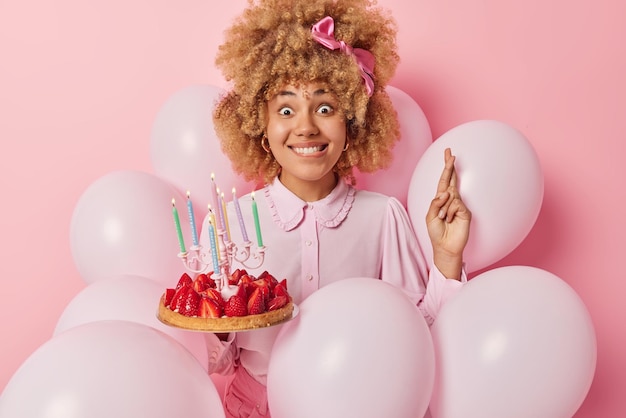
290;144;328;155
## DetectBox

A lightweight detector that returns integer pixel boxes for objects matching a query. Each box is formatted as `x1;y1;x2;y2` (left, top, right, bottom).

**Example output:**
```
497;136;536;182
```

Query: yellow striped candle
221;192;231;241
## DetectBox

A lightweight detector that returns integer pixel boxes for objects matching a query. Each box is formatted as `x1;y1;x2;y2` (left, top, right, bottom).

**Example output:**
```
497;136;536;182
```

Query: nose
294;112;319;137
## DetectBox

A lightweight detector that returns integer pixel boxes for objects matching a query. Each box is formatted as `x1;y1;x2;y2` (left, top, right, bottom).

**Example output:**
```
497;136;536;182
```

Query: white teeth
292;145;324;155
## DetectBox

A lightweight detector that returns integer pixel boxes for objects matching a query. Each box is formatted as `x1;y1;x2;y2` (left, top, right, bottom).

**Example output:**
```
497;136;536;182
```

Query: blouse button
305;240;312;246
307;274;313;281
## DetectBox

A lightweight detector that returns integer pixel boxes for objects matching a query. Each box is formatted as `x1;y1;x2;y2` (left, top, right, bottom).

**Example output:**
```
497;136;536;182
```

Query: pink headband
311;16;376;96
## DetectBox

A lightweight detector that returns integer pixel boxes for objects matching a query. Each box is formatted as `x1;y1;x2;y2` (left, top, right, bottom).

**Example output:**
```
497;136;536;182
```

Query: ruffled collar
264;178;356;231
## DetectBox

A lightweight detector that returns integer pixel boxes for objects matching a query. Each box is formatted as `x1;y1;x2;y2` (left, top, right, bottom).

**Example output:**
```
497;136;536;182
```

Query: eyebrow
276;88;328;97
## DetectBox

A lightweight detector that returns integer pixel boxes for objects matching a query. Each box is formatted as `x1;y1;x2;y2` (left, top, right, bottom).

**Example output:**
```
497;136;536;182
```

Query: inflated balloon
267;278;434;418
355;85;432;206
150;84;254;212
54;275;208;371
0;321;224;418
407;120;543;273
429;266;596;418
70;170;189;285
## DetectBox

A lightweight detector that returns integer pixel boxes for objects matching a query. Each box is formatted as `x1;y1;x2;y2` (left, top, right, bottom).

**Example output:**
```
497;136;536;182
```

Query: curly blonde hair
213;0;400;185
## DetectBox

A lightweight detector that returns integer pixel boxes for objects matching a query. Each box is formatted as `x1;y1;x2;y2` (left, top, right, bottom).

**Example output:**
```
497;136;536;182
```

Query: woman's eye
317;104;333;114
278;107;293;116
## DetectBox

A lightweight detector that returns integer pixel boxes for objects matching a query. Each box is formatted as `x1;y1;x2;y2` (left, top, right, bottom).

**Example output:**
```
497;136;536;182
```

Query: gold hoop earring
261;135;271;153
343;140;350;152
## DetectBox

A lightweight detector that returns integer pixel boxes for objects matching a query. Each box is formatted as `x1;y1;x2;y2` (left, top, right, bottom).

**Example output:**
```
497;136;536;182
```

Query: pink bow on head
311;16;376;96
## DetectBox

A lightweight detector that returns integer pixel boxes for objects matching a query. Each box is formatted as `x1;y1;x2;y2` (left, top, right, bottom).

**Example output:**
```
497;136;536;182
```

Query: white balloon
355;85;432;206
70;170;189;285
429;266;596;418
407;120;543;273
54;275;208;371
150;84;254;212
0;321;224;418
268;278;434;418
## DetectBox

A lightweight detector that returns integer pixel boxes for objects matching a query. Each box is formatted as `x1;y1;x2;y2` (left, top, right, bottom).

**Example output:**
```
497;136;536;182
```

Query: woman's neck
278;172;338;202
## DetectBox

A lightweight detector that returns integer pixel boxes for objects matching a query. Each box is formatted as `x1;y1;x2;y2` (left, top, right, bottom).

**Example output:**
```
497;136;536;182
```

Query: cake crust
157;294;294;332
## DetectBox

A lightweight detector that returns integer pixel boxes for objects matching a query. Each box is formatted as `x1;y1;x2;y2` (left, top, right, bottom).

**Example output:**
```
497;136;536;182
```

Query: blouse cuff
420;263;467;325
205;332;238;376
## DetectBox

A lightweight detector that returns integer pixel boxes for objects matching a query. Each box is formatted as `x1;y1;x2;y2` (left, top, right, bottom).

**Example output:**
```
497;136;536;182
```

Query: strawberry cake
157;269;294;332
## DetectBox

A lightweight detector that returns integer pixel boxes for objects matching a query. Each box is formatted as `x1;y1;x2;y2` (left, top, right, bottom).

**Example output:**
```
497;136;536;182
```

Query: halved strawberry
252;277;267;287
175;272;193;290
204;288;225;308
229;268;249;285
235;280;253;300
193;273;216;293
235;283;247;300
252;279;271;303
178;288;201;316
199;297;223;318
267;295;288;311
169;286;191;311
192;279;208;293
247;287;266;315
258;271;278;288
240;274;253;285
163;288;176;307
273;282;288;298
224;295;247;317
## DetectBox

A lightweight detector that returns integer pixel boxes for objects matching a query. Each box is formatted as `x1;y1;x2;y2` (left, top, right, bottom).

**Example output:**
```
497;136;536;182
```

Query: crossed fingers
436;148;465;223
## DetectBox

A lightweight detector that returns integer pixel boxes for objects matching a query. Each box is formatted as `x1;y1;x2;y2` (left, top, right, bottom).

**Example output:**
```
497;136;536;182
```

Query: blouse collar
264;177;356;231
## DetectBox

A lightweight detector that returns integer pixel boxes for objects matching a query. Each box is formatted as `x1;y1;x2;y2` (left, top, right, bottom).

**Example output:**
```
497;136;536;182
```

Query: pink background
0;0;623;416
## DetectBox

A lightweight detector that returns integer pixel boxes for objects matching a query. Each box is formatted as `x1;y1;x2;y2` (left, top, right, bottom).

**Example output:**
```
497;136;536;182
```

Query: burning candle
208;219;220;275
221;192;231;241
251;191;263;247
232;188;249;242
186;191;198;246
172;198;186;253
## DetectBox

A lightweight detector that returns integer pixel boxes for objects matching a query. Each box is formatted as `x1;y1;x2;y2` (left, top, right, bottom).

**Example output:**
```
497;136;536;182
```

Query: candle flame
186;190;191;198
171;198;176;206
211;173;215;181
232;187;236;195
251;191;255;200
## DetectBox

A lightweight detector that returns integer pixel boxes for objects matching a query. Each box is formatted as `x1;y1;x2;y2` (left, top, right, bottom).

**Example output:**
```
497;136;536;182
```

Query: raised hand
426;148;472;280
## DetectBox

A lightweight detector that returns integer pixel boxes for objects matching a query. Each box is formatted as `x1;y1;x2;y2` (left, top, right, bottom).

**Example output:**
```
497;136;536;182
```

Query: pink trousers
223;367;271;418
